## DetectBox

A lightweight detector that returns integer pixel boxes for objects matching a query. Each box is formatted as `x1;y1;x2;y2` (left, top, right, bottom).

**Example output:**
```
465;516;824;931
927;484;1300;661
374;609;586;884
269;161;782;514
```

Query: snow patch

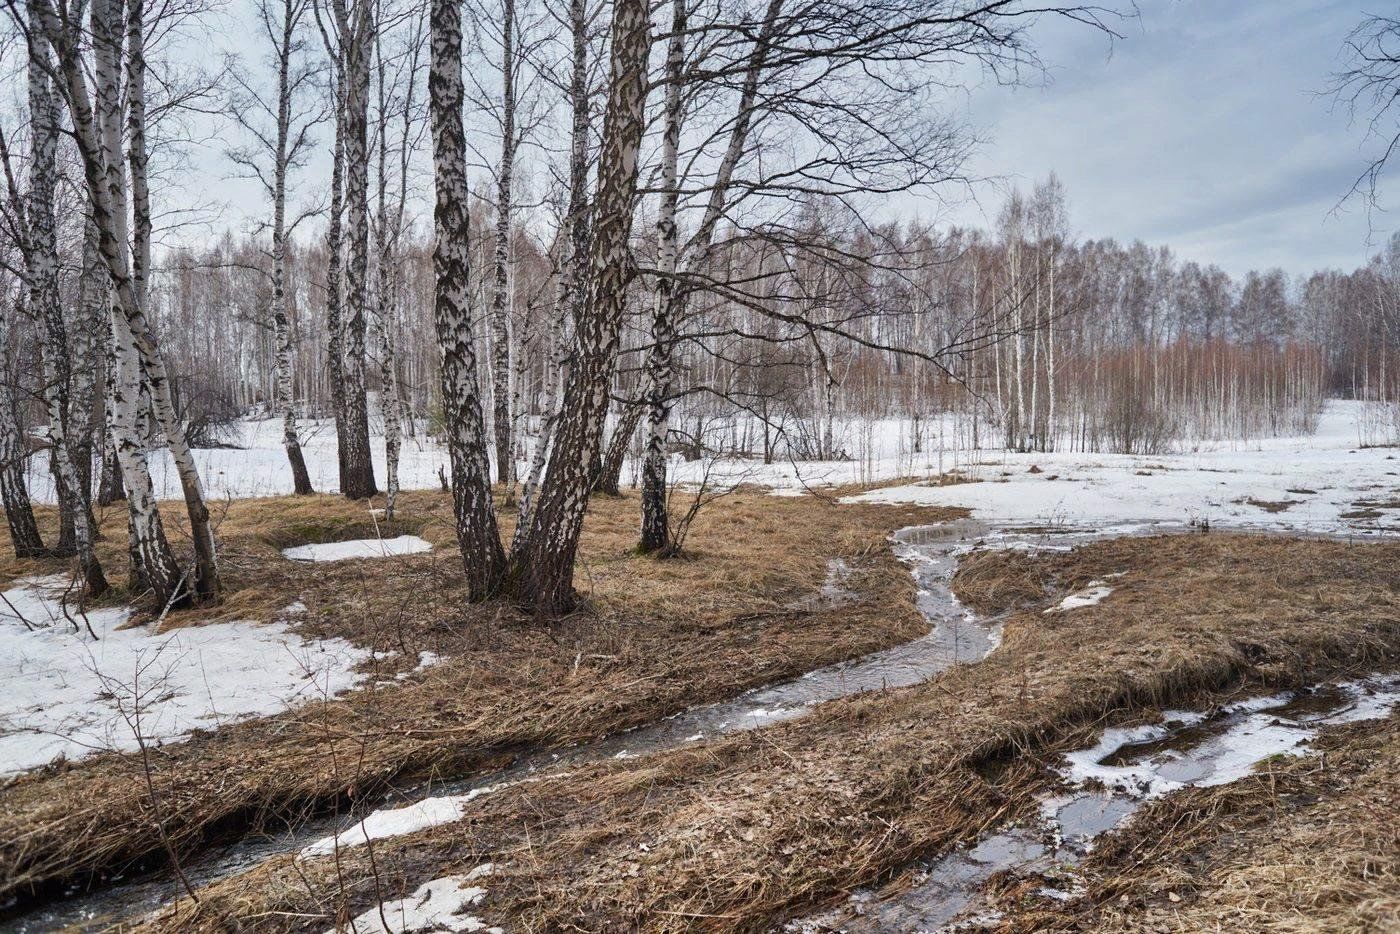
0;579;371;776
1045;582;1115;613
329;865;500;934
282;535;434;562
299;775;550;857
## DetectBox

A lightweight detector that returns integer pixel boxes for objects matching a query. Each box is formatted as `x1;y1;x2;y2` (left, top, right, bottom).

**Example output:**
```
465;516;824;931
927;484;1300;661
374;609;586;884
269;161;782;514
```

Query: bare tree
27;0;204;607
506;0;651;614
0;289;44;558
429;0;505;598
325;0;378;500
15;1;105;591
228;0;327;495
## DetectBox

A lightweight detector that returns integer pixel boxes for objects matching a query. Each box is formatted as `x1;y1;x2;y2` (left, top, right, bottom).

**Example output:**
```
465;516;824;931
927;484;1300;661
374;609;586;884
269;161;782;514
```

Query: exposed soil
1233;496;1301;514
139;532;1400;933
0;490;959;911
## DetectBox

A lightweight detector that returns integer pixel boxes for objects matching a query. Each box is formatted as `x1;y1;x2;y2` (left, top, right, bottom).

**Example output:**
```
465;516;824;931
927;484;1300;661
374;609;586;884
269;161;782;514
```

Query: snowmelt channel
791;673;1400;932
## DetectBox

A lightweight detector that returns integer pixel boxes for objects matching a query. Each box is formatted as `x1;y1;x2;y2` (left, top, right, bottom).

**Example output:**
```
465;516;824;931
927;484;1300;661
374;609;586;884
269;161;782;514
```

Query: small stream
790;674;1400;932
4;519;1017;932
6;520;1387;932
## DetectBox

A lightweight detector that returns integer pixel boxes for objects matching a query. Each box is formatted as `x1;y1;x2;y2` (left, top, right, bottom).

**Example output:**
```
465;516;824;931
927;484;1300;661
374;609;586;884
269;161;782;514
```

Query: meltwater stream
12;520;1382;932
4;519;1021;932
791;674;1400;932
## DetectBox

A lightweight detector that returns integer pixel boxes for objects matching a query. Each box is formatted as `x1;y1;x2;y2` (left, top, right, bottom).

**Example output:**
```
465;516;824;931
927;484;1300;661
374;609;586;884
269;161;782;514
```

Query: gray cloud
938;0;1388;278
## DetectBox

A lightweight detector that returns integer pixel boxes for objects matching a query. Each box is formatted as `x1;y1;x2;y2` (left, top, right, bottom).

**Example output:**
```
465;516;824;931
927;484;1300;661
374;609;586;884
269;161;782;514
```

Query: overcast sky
190;0;1390;281
934;0;1390;278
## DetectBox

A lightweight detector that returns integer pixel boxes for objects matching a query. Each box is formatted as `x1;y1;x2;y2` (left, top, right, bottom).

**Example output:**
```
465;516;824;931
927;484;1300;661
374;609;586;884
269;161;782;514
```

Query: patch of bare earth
0;489;956;909
144;533;1400;933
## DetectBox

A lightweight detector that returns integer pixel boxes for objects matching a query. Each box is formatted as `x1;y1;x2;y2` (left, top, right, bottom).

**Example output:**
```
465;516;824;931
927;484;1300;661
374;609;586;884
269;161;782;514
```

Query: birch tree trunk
34;0;190;607
325;82;350;483
335;0;378;500
595;400;642;496
70;214;104;510
514;0;588;548
429;0;505;598
124;0;220;602
489;0;517;491
0;298;45;558
272;0;313;494
638;0;781;552
507;0;651;615
638;0;685;554
26;7;106;593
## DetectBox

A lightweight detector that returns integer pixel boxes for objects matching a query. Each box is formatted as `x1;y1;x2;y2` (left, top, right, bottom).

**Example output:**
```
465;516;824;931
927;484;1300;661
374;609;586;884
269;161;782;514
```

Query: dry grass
0;488;960;909
144;532;1400;933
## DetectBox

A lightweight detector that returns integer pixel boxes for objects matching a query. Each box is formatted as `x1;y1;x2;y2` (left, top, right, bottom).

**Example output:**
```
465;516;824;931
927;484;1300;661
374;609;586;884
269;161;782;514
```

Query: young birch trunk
94;210;125;508
507;0;650;615
26;10;106;593
636;0;781;548
429;0;505;597
489;0;517;491
504;305;529;505
70;215;103;512
273;0;313;494
371;222;403;518
0;299;45;558
638;0;685;554
514;0;588;548
326;73;350;484
336;0;378;500
370;50;402;517
595;400;642;496
514;299;561;548
125;0;220;602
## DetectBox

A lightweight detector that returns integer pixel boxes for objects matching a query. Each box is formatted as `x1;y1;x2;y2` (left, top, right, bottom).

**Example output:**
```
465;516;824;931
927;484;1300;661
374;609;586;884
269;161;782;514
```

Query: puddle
792;674;1400;932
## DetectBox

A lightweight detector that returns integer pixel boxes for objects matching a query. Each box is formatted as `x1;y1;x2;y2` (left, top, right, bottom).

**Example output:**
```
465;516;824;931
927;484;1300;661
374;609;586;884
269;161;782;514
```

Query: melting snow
282;535;434;562
843;402;1400;534
1045;582;1115;613
330;865;500;934
0;580;371;776
300;778;544;857
1060;679;1400;798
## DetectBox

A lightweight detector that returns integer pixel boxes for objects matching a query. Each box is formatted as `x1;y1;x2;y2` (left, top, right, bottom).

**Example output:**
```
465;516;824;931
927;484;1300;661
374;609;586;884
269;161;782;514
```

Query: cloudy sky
935;0;1389;278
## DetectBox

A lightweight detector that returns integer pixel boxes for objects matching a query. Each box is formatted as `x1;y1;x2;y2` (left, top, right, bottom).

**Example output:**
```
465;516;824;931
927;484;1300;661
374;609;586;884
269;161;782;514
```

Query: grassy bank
0;489;955;908
144;531;1400;932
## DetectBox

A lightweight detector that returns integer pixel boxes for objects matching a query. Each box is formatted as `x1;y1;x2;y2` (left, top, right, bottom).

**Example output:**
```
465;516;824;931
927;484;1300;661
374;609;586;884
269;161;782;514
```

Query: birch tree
506;0;651;614
487;0;517;490
228;0;325;495
19;4;106;591
513;0;591;546
29;0;210;607
0;290;44;558
429;0;505;598
327;0;378;499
